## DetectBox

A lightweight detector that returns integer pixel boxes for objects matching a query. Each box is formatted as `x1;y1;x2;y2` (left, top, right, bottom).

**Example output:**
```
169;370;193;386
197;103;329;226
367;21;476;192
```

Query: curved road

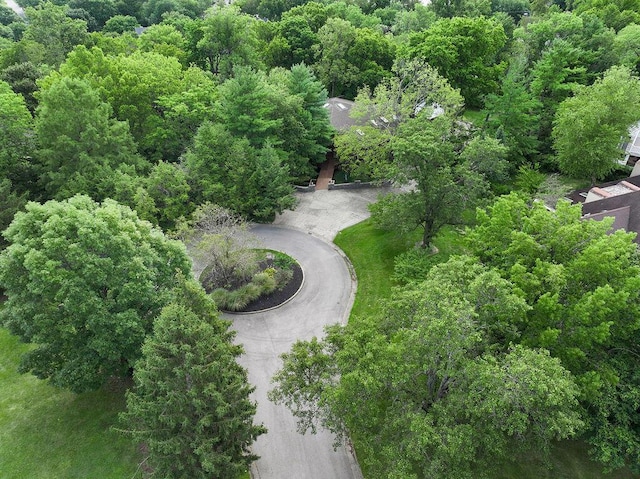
227;225;363;479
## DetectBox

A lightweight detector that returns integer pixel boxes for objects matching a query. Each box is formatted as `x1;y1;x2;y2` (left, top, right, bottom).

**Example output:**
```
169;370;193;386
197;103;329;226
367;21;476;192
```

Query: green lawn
0;327;142;479
462;108;487;125
334;218;420;322
334;219;639;479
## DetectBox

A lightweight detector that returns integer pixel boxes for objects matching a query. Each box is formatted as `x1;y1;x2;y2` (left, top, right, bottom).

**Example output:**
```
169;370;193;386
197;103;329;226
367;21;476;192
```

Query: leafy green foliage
22;2;88;68
406;16;507;107
0;79;35;194
313;17;395;98
270;258;582;479
484;62;542;165
553;66;640;183
467;193;640;472
0;179;27;251
55;46;211;161
35;76;147;200
120;279;265;478
0;61;41;114
376;114;487;246
102;14;139;34
183;121;295;221
193;5;261;79
209;262;293;312
0;195;192;392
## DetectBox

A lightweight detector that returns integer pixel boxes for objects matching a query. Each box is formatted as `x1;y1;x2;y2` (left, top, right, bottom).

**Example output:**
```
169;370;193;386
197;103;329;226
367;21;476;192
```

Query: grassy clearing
334;220;465;322
500;441;638;479
334;219;639;479
462;108;487;125
334;218;419;321
0;327;141;479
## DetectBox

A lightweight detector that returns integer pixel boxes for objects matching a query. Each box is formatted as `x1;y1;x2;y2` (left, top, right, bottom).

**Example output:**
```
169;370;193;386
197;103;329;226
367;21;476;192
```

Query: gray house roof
323;98;356;131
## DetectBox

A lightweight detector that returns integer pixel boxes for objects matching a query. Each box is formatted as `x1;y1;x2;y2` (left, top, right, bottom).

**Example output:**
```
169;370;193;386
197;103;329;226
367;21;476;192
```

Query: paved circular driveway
227;224;362;479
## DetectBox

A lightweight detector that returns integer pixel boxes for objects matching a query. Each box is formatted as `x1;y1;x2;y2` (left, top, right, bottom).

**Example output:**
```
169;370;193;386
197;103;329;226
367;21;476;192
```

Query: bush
392;248;438;285
208;250;298;311
274;268;293;290
514;164;545;194
252;272;277;293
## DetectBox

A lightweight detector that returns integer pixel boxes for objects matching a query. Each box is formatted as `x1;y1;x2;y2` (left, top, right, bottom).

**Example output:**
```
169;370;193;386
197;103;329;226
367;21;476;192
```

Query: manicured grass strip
0;328;141;479
334;221;464;322
334;218;417;322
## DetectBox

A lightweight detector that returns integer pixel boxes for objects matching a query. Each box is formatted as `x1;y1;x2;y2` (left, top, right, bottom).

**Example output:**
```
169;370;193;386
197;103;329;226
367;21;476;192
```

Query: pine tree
120;279;266;478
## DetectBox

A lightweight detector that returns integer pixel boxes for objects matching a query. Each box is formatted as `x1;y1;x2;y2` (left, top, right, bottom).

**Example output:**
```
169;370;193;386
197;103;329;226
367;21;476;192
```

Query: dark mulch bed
235;262;304;313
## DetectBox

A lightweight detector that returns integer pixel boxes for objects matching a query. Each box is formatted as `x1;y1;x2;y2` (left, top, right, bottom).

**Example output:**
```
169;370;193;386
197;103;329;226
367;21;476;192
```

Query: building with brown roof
567;175;640;242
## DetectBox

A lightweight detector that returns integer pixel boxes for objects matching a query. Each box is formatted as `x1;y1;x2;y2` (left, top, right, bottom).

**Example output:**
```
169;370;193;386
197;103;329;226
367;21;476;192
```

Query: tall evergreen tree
121;279;266;478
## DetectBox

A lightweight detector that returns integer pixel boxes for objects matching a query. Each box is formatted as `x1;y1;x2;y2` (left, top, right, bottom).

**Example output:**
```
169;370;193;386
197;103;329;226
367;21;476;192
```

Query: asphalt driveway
228;223;362;479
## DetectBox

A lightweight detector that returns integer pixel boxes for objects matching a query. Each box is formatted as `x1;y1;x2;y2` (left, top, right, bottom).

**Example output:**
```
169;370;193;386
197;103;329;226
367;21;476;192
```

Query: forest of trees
1;0;640;477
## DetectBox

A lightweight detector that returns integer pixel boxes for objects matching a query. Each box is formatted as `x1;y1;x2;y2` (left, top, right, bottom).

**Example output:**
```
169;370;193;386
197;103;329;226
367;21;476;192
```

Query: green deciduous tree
0;179;28;251
459;136;510;184
313;18;394;98
68;0;117;31
313;17;358;97
23;1;88;68
375;114;486;246
351;57;465;131
573;0;640;31
56;46;208;162
0;79;36;194
430;0;491;17
553;66;640;184
34;76;147;200
138;23;187;64
0;61;42;113
0;195;191;392
467;193;640;472
174;203;261;288
120;279;265;478
102;14;139;34
613;23;640;73
270;259;582;479
268;14;318;68
141;0;210;24
406;15;507;107
193;5;261;80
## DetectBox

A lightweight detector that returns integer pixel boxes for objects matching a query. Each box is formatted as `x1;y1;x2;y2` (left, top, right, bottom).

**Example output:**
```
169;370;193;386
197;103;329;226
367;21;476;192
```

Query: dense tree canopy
192;5;261;80
1;0;639;474
337;59;488;245
35;76;147;200
22;2;88;68
466;194;640;471
54;46;213;161
406;16;507;107
0;79;34;194
271;255;583;479
553;65;640;183
0;195;191;392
